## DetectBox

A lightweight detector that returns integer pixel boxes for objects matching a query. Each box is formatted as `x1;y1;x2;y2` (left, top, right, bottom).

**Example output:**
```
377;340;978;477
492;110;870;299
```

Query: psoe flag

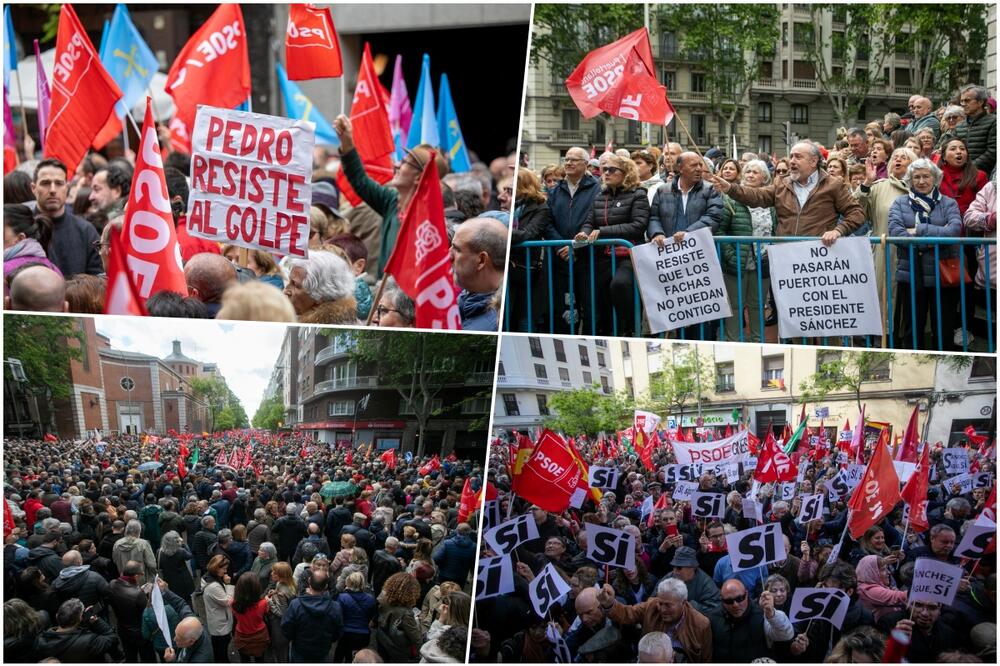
436;73;469;173
276;62;339;146
406;53;438;150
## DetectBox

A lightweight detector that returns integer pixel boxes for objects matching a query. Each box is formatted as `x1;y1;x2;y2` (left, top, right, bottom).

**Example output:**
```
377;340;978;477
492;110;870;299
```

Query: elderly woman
717;159;776;342
372;276;415;327
889;158;962;350
251;541;278;590
283;249;358;324
826;157;848;181
855;555;908;622
508;168;553;332
869;138;892;181
936;105;967;152
913;128;937;160
857;147;918;321
157;530;195;604
574;153;649;337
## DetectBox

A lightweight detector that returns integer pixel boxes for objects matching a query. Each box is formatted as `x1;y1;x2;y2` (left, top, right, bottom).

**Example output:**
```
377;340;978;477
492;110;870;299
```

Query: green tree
656;4;780;144
639;348;714;423
543;386;631;437
252;394;285;430
3;315;84;401
892;6;989;96
189;377;246;432
798;350;896;413
345;331;495;458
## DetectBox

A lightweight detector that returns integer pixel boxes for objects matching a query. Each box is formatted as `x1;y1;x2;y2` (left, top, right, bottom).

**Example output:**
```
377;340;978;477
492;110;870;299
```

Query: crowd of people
472;426;996;663
3;431;481;662
3;113;511;332
510;84;997;349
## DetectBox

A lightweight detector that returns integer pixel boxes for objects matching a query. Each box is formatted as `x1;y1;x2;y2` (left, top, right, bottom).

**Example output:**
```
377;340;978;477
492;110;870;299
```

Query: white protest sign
672;480;698;502
837;451;849;464
788;588;851;628
721;462;741;485
634;410;661;433
827;542;842;564
691;492;726;519
893;461;916;484
767;237;881;337
727;522;786;572
954;514;997;560
589;466;620;490
476;555;514;600
584;523;637;569
483;514;539;556
631;227;731;333
945;473;976;495
742;498;763;523
743;456;758;471
909;558;964;606
825;470;850;499
671;430;751;466
779;482;796;501
943;448;970;476
188;106;314;257
845;464;866;489
663;464;703;484
799;493;825;524
482;500;502;533
529;562;571;618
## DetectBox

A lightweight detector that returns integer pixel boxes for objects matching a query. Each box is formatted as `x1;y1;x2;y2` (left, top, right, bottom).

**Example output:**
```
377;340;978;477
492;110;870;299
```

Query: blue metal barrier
506;236;996;352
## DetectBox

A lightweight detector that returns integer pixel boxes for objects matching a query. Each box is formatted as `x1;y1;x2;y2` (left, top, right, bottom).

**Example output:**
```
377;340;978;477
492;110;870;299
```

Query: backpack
191;581;207;621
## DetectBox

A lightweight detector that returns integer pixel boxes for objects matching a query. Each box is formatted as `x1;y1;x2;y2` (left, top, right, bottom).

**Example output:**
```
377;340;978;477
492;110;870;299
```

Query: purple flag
33;39;50;149
3;85;15;149
388;54;412;160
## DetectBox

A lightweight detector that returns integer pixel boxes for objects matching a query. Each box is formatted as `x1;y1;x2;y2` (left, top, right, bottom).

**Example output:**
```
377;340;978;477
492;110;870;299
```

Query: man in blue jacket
546;146;601;333
432;523;477;585
450;218;506;331
281;572;344;662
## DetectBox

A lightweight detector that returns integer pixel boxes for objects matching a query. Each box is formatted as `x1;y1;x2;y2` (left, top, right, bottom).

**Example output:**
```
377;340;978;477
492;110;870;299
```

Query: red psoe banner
285;4;343;80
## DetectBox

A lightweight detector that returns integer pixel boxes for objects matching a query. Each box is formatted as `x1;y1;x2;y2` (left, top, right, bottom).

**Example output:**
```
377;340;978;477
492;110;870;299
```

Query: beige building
608;339;937;439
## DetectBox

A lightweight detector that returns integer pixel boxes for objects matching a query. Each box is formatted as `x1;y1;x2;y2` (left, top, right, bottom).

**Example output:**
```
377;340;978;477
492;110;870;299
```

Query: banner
476;555;514;600
954;514;996;560
584;523;636;569
942;448;970;476
529;563;571;619
631;228;731;333
285;3;342;80
788;588;850;628
634;410;661;433
691;492;726;519
565;27;674;125
909;558;964;606
187;106;314;258
766;238;882;338
726;522;786;572
482;514;539;556
742;498;763;522
670;430;750;466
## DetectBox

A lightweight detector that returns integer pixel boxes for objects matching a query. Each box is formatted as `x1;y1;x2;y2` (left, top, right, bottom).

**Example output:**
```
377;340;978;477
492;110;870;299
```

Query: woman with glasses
573;154;649;337
773;159;790;180
372;276;416;327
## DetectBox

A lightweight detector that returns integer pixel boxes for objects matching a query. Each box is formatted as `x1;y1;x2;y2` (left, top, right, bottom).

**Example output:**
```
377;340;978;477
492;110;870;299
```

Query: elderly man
565;587;611;658
111;519;157;581
164;617;214;663
284;250;358;324
649;151;723;246
34;598;123;662
107;560;156;662
184;253;237;317
956;84;997;173
638;631;674;663
450;217;507;331
30;158;102;277
6;264;68;312
711;141;864;243
845;127;870;165
708;578;793;662
52;549;109;609
599;577;713;662
666;546;721;616
905;523;961;565
907;96;941;139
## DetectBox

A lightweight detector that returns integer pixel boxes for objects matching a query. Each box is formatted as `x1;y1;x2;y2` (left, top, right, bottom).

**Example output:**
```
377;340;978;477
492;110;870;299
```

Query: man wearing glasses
546;146;601;333
709;578;793;662
30;158;103;278
956;84;996;173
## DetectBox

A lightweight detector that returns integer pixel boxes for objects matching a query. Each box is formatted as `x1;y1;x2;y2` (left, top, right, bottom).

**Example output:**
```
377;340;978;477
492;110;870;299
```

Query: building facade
279;328;492;457
925;356;996;445
493;335;615;432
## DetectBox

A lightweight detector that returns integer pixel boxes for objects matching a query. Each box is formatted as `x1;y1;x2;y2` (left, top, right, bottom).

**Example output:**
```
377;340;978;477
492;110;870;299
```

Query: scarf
907;187;941;227
3;238;47;262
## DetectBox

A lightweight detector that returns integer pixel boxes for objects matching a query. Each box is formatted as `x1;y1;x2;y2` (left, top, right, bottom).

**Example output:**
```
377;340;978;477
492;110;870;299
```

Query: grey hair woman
373;276;416;328
283;250;359;324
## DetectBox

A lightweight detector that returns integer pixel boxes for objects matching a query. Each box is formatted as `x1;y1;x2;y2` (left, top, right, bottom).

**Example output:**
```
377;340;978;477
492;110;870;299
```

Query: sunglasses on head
722;593;747;605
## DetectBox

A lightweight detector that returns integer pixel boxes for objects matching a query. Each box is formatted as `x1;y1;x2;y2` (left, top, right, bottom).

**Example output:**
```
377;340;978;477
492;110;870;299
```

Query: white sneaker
954;328;974;346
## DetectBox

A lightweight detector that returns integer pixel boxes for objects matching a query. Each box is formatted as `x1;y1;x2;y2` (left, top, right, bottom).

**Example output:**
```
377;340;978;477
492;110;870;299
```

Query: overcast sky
96;317;288;417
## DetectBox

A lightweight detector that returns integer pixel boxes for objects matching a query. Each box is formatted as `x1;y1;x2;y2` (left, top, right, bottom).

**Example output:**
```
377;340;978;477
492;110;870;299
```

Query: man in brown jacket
709;141;865;243
598;577;713;662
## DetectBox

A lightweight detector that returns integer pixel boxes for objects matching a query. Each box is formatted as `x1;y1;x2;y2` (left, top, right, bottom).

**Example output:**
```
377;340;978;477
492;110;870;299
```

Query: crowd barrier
506;236;996;353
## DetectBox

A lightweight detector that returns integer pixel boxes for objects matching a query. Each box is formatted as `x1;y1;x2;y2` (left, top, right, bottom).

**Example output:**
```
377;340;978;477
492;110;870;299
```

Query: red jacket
175;215;221;263
24;497;44;528
939;162;989;217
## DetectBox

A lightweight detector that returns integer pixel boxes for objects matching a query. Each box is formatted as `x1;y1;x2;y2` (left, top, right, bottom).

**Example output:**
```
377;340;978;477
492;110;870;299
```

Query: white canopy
7;48;175;122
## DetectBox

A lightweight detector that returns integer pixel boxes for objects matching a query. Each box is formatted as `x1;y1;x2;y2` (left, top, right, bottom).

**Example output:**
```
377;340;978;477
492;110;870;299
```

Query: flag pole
13;68;29;155
365;277;388;325
672;111;704;160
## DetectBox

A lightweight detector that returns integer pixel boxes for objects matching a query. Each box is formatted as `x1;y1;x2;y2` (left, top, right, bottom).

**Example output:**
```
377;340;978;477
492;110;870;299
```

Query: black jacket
708;602;781;663
51;567;109;608
106;578;146;641
47;210;103;278
648;179;724;239
271;515;308;560
580;185;650;247
511;200;553;266
370;549;403;595
325;506;353;543
192;528;218;571
34;617;122;663
26;545;64;582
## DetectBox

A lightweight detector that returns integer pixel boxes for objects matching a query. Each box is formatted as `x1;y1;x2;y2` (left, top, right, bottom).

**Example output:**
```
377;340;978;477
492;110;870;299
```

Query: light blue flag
234;97;250;112
98;19;110;60
99;5;158;117
406;53;438;149
276;62;339;146
436;73;470;172
4;6;17;90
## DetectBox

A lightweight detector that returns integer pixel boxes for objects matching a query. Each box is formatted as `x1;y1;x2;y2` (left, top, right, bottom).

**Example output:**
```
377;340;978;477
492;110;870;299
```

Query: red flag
724;423;733;439
754;433;798;483
747;429;760;456
418;455;441;476
164;4;251;152
380;448;397;470
228;447;241;468
44;5;123;177
457;478;479;523
104;231;149;316
215;448;227;466
965;424;989;447
336;42;395;206
43;433;58;443
847;433;901;538
445;451;458;463
382;151;460;329
646;494;669;528
511;430;582;513
178;455;187;479
154;447;160;462
285;4;343;80
565;28;675;125
634;428;655;472
895;407;920;463
179;442;190;459
119;99;187;303
900;444;929;533
3;497;15;537
684;428;695;443
850;407;866;463
345;450;353;466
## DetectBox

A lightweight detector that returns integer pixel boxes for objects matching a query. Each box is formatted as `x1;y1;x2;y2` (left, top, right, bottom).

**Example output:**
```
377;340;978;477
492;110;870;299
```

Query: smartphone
665;524;679;538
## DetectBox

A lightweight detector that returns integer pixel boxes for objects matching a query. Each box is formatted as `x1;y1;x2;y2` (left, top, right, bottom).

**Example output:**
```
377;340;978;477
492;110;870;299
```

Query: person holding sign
790;560;874;662
887;158;963;350
855;555;908;623
573;154;649;337
707;579;794;662
892;600;963;663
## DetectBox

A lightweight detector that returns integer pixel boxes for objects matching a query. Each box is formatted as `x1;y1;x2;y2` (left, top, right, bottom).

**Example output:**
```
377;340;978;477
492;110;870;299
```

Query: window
793;22;814;48
461;396;490;414
561;109;579;131
646;342;661;353
327;400;355;416
762;355;785;389
856;105;866;122
691;73;707;93
622;343;631;359
554;338;566;362
791;104;809;124
597;352;606;368
400;398;443;414
536;395;550;416
716;362;735;392
529;337;543;358
503;394;519;416
862;357;891;382
970;356;997;380
583;371;592;385
691;114;706;141
534;364;548;381
757;102;772;123
758;135;772;154
816;352;841;379
782;22;788;47
558;367;570;383
595;340;607;348
894;68;912;86
759;61;773;79
498;361;505;376
662;69;677;90
661;31;678;58
601;376;610;393
793;60;815;79
579;345;590;366
782;61;788;79
625;377;634;398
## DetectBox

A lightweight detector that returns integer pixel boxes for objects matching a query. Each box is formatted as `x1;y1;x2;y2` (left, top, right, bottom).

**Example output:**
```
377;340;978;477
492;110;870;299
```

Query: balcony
496;374;555;390
315;344;352;365
466;372;495;385
312;376;378;395
716;382;736;393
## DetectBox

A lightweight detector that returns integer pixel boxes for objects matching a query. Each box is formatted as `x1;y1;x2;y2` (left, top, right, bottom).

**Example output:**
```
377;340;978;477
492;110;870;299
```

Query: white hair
742;159;772;185
942;105;965;122
638;632;674;663
656;577;688;601
904;158;943;187
286;250;355;302
125;519;142;537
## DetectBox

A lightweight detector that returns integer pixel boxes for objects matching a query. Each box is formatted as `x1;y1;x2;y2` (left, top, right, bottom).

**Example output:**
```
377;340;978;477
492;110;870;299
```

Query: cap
670;546;699;568
311;181;344;219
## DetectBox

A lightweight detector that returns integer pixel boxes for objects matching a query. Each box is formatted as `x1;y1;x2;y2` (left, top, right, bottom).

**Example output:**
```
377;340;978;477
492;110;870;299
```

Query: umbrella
137;461;163;472
320;481;357;500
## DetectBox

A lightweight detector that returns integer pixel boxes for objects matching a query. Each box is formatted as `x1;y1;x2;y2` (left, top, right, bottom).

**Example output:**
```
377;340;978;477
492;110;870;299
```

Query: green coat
717;195;776;276
340;148;400;276
142;603;179;652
